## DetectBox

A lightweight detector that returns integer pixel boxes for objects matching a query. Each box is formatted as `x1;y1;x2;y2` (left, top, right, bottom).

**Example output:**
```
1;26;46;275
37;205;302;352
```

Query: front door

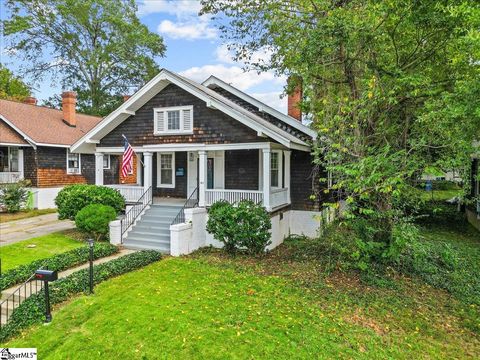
207;158;214;189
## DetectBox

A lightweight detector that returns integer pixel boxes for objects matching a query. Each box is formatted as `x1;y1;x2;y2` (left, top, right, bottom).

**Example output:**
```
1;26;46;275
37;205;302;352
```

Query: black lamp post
88;238;94;294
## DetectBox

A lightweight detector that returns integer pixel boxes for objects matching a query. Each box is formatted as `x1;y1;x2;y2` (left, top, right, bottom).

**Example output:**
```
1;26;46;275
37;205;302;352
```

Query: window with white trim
103;154;110;169
157;152;175;188
271;151;280;188
67;149;81;174
154;106;193;135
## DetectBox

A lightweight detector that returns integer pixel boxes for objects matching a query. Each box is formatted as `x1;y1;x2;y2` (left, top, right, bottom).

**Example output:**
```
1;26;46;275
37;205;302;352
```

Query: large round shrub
75;204;117;241
55;184;125;220
206;200;272;255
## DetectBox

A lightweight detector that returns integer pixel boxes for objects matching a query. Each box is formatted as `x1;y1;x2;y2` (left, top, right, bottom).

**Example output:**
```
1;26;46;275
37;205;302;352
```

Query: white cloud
158;17;217;40
214;44;274;67
180;64;285;91
138;0;201;18
251;92;287;114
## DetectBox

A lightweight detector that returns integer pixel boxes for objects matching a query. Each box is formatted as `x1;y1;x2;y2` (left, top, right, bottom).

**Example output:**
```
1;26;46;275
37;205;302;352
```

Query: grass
0;232;84;272
5;224;480;359
419;189;462;201
0;209;57;223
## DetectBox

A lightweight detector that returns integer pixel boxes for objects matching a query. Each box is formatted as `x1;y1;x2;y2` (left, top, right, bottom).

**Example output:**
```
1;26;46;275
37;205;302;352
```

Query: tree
3;0;165;116
201;0;480;246
0;65;30;101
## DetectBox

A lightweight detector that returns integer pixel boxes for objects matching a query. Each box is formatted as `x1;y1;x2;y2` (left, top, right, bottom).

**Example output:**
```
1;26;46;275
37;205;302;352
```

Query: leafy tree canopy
3;0;166;116
202;0;480;238
0;65;30;101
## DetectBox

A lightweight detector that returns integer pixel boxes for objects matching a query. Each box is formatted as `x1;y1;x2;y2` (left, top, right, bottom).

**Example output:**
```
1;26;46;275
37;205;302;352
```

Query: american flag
121;135;134;177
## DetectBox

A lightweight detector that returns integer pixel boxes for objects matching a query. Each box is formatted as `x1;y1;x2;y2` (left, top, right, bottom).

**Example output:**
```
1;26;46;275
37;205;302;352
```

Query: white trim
66;148;81;174
153;105;194;135
270;150;283;189
157;152;175;188
103;154;111;169
0;115;37;149
203;75;317;139
71;69;310;153
36;143;71;148
0;142;27;147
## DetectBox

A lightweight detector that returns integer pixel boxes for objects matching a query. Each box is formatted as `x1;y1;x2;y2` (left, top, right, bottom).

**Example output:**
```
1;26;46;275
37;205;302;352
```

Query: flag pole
122;134;144;167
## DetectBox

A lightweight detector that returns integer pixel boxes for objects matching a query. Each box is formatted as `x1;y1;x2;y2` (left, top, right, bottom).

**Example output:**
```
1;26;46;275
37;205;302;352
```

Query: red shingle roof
0;121;28;145
0;99;102;146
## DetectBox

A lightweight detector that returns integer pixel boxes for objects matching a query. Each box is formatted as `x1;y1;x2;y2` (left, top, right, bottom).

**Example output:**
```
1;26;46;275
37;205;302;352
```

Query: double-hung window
154;106;193;135
157;152;175;188
67;149;81;174
270;151;282;188
103;155;110;169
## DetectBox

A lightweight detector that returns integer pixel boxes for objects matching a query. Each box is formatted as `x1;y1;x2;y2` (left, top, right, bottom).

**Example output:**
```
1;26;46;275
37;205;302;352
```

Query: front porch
0;145;24;184
99;143;291;212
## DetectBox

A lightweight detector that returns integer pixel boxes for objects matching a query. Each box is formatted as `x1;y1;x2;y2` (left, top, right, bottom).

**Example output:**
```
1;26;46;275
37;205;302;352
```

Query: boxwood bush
0;242;118;291
55;184;125;220
0;250;161;342
206;200;271;255
75;204;117;241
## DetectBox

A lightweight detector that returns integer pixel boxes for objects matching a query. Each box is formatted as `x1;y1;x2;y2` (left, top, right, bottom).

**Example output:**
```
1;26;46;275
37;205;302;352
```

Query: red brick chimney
123;95;131;102
24;96;37;105
61;91;76;127
287;76;302;121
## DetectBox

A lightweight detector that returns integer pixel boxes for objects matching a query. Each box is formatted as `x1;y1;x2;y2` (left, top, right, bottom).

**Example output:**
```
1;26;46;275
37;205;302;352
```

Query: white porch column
143;152;153;192
94;152;104;185
283;150;291;204
198;150;207;207
18;149;24;180
262;148;271;211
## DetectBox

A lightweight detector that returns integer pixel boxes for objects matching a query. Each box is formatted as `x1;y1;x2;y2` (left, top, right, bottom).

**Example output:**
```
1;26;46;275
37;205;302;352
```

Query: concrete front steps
123;204;183;253
0;249;135;327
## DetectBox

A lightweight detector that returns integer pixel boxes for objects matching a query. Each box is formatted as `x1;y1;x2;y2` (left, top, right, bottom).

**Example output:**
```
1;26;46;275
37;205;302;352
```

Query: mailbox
34;269;58;282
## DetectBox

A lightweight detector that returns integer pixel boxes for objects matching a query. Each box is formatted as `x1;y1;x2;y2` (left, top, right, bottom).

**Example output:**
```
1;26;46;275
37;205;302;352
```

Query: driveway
0;213;74;245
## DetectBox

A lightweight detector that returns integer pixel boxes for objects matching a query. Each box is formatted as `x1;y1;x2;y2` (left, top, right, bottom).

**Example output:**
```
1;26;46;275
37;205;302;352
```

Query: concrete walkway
0;213;75;245
1;249;136;324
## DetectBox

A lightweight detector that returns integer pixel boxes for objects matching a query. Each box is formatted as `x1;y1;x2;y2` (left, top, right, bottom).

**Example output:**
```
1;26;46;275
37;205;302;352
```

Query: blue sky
0;0;288;113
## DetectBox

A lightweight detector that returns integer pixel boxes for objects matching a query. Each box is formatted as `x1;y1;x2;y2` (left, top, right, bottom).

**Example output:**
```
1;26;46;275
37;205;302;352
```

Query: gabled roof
203;75;317;140
0;99;102;147
0;118;30;146
72;69;312;153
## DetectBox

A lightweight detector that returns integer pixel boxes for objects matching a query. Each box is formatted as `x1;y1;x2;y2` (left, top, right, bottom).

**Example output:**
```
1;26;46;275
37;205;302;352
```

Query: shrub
0;242;118;291
206;200;271;255
75;204;117;241
55;184;125;220
0;180;30;213
0;250;162;342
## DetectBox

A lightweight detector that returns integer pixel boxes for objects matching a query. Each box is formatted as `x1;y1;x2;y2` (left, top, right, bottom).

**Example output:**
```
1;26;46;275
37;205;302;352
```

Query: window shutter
156;111;165;133
182;108;192;131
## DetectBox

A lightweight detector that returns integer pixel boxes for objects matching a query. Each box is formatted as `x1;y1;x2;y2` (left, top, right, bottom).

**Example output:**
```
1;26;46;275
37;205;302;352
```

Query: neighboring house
466;146;480;230
0;93;137;209
72;69;331;254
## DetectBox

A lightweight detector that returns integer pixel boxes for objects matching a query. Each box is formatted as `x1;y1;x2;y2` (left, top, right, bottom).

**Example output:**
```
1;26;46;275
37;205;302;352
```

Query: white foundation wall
170;207;334;256
30;187;63;209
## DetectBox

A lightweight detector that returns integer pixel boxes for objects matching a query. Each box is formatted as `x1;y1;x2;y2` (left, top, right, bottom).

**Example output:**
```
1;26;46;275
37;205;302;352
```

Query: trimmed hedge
55;184;125;220
0;243;118;291
0;250;161;342
75;204;117;241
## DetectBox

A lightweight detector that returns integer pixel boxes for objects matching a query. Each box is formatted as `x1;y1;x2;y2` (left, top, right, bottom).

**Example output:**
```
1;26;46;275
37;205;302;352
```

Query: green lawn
0;232;84;272
419;189;462;201
6;227;480;359
0;209;57;223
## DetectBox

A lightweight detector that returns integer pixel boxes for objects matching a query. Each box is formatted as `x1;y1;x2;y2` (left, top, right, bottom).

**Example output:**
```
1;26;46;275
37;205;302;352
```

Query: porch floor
152;197;186;206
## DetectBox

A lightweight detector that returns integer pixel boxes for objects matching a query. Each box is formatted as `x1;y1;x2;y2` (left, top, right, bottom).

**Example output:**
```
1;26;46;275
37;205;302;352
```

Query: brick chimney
61;91;76;127
24;96;37;105
123;95;131;102
287;76;302;121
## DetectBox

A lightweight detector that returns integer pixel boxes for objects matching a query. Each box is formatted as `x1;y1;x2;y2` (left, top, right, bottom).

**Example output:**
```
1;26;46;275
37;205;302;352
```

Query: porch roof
71;69;312;154
0;120;29;146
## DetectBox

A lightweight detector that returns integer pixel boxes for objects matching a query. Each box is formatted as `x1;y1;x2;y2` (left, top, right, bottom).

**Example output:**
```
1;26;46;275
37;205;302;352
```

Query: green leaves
2;0;166;116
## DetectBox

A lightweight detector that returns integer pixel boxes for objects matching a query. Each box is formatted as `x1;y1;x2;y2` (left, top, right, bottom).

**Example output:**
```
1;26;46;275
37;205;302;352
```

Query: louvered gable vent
153;105;193;135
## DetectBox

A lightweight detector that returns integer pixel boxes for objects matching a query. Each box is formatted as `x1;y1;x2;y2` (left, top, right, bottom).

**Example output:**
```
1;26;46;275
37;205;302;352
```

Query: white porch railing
0;172;22;184
270;188;289;209
106;185;144;203
205;189;263;206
